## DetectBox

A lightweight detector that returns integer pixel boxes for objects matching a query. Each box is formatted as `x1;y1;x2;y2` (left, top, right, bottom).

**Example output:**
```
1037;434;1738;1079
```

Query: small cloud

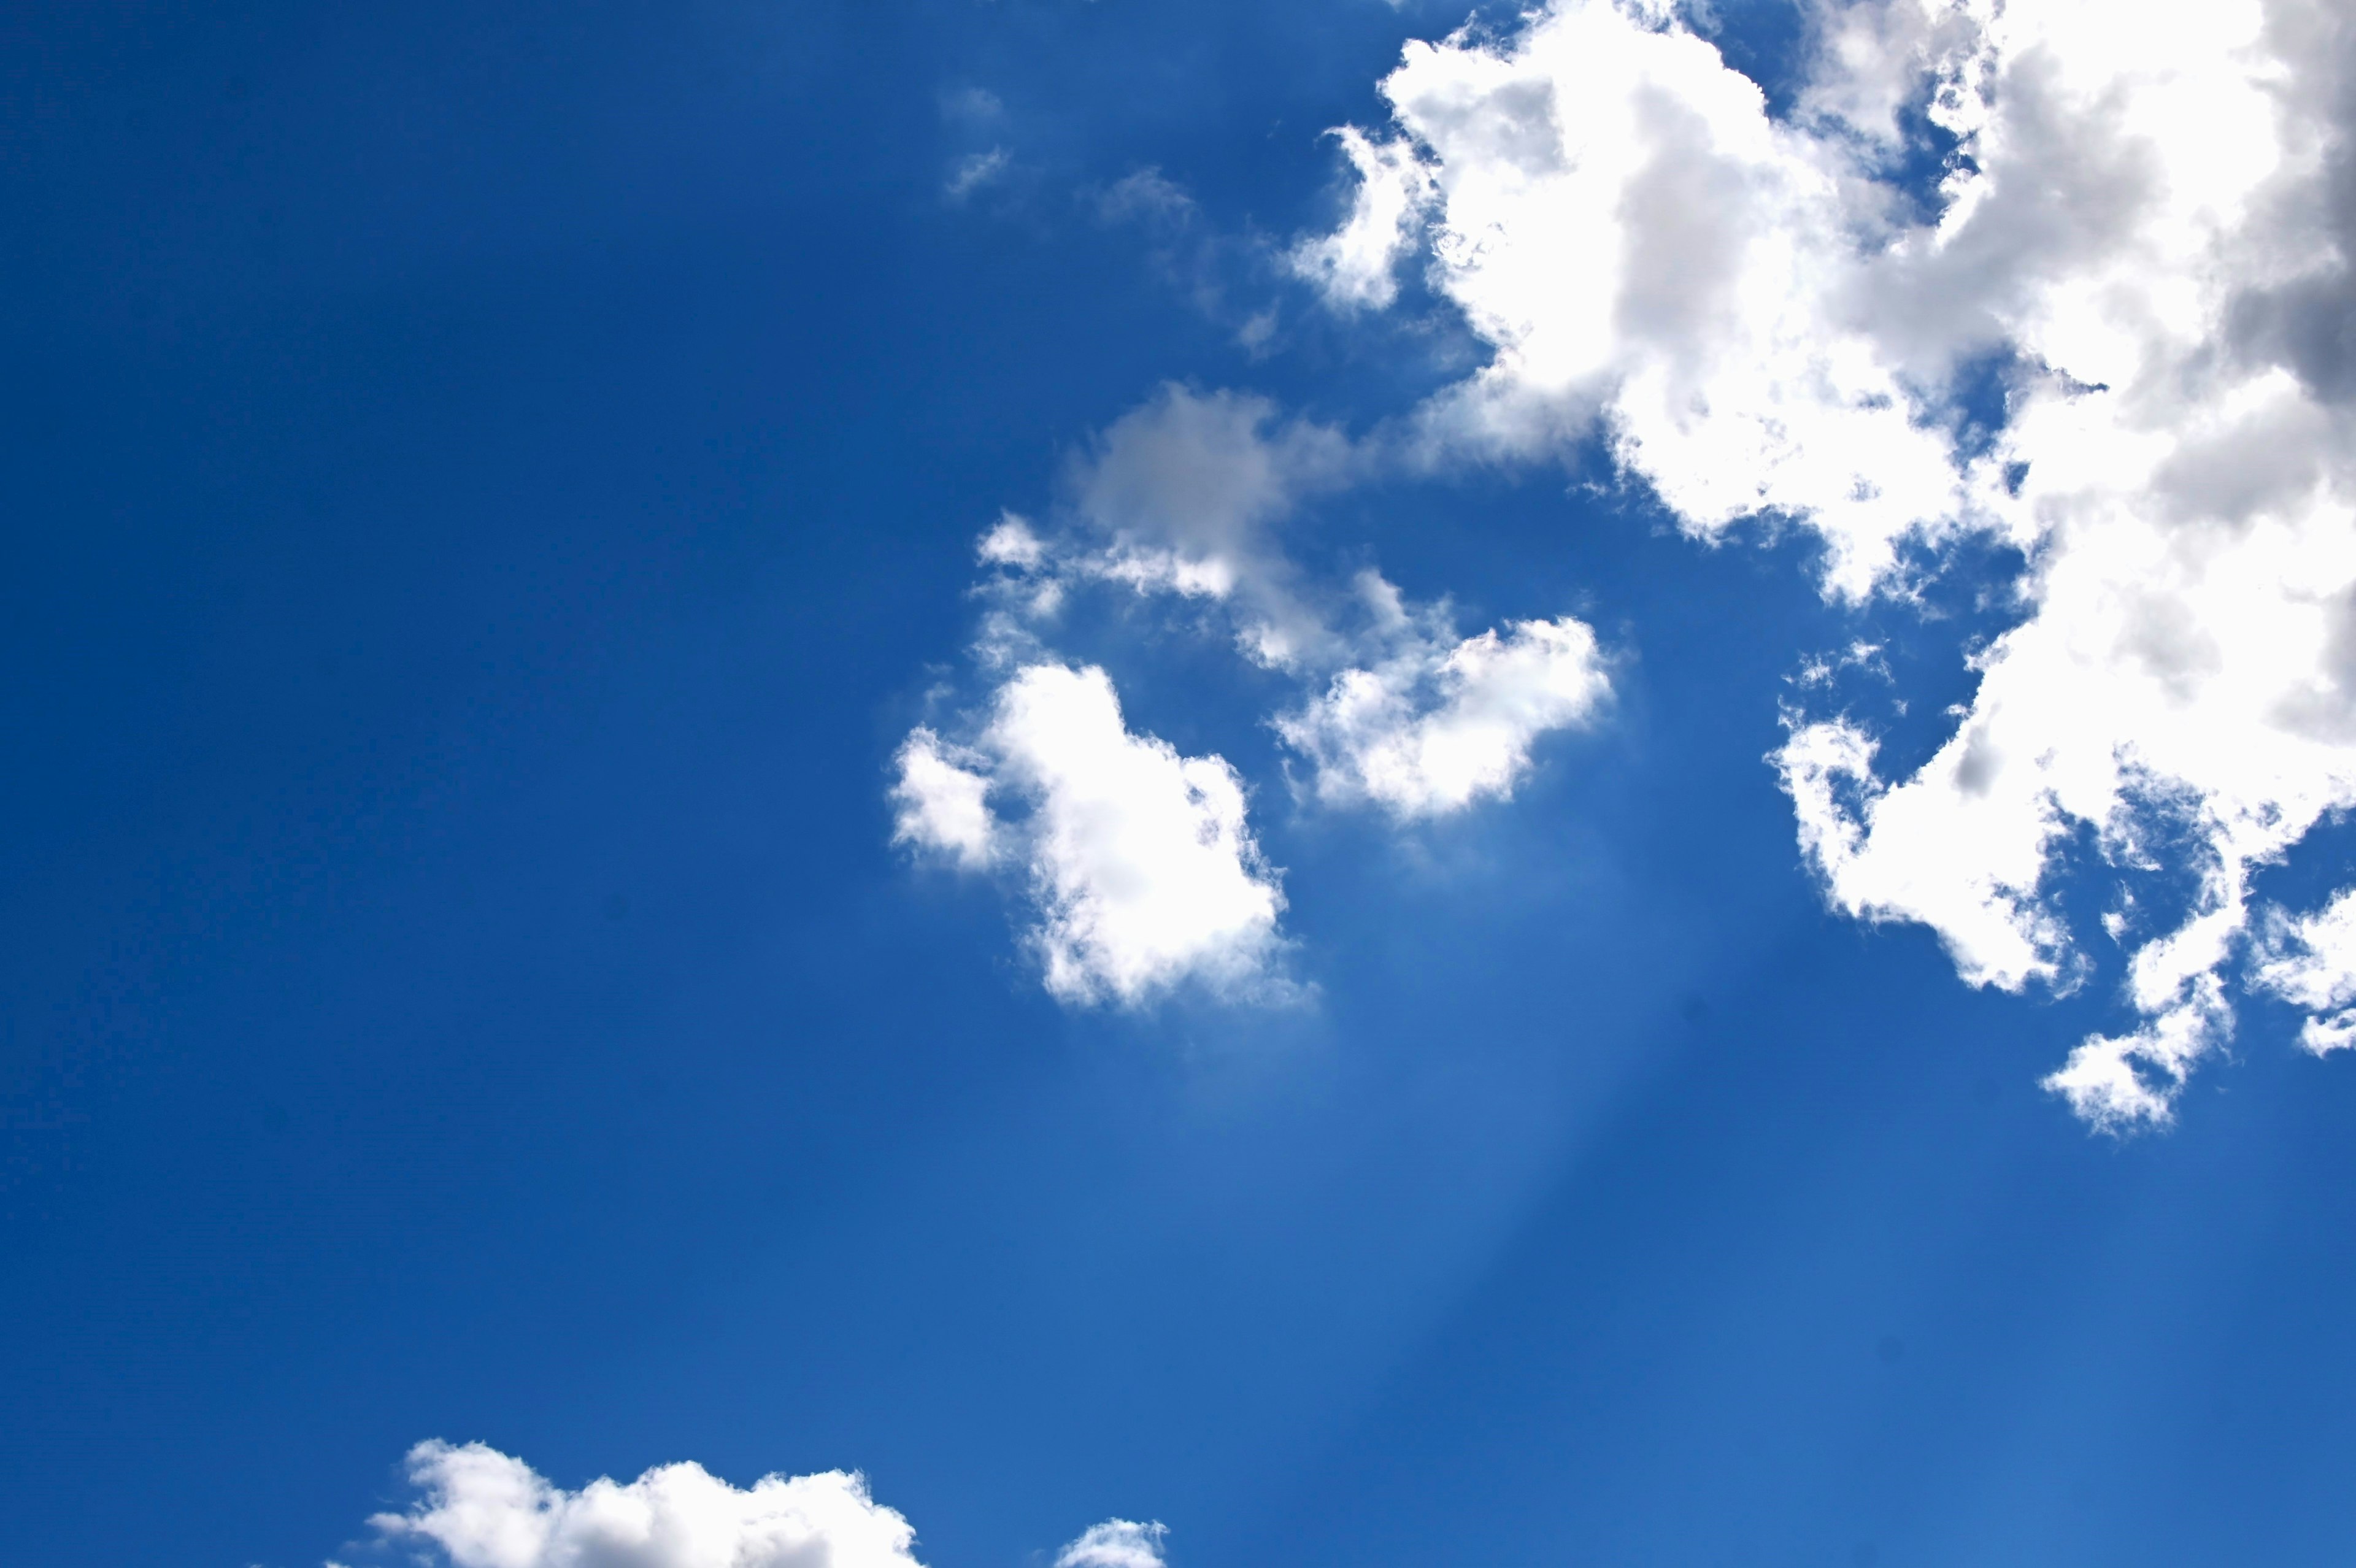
1057;1520;1169;1568
1279;602;1612;818
2252;888;2356;1055
363;1441;923;1568
944;147;1011;202
986;663;1293;1007
891;729;999;871
1093;167;1196;230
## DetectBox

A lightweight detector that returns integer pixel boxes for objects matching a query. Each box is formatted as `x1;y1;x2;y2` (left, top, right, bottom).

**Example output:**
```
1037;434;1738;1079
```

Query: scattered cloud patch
987;663;1291;1006
945;147;1012;202
2254;888;2356;1055
1287;127;1435;310
891;728;999;870
347;1442;1157;1568
363;1441;922;1568
1068;384;1357;667
1280;586;1610;817
1303;0;2356;1126
1296;0;1973;599
1094;167;1198;229
1055;1520;1169;1568
895;378;1614;1006
896;659;1293;1008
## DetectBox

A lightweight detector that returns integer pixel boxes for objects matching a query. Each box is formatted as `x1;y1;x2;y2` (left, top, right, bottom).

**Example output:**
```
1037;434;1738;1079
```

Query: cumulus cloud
987;663;1290;1005
347;1442;1157;1568
1287;128;1435;310
361;1440;922;1568
1068;383;1357;668
896;657;1290;1006
891;728;999;870
1279;578;1610;817
2254;889;2356;1054
1302;0;2356;1125
896;387;1611;1008
944;147;1011;203
1053;1520;1169;1568
1299;0;1973;598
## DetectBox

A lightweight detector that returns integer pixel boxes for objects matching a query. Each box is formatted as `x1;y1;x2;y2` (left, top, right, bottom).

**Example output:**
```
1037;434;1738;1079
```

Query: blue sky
8;1;2356;1565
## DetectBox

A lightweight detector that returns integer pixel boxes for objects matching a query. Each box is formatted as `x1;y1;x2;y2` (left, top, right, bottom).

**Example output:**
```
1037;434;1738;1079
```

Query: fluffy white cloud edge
895;662;1293;1007
351;1441;920;1568
2254;888;2356;1055
990;663;1292;1006
335;1441;1163;1568
897;382;1615;1009
1300;0;2356;1127
1055;1518;1170;1568
1279;596;1611;818
892;728;999;870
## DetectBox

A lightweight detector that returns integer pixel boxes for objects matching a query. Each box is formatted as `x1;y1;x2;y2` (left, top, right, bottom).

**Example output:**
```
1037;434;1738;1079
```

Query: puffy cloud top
1053;1519;1169;1568
1303;0;2356;1126
364;1442;922;1568
988;663;1290;1005
349;1442;1161;1568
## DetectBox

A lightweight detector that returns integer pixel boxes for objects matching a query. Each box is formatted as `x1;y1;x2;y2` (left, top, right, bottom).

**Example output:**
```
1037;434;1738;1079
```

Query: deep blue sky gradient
6;4;2355;1566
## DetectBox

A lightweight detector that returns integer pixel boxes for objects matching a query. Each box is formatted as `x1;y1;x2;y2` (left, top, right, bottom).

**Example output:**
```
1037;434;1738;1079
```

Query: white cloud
1094;167;1198;229
1303;0;2356;1125
892;663;1290;1006
365;1441;922;1568
987;664;1290;1005
2254;888;2356;1054
1055;1520;1168;1568
1279;580;1611;817
1287;127;1435;310
1299;0;1974;599
353;1442;1156;1568
1068;384;1357;669
891;729;999;870
945;147;1011;202
898;380;1613;1007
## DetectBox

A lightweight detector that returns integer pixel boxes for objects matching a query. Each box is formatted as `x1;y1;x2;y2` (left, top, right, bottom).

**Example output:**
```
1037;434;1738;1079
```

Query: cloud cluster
343;1442;1163;1568
2254;889;2356;1055
356;1441;922;1568
895;385;1612;1004
1053;1519;1170;1568
1298;0;1974;599
1301;0;2356;1125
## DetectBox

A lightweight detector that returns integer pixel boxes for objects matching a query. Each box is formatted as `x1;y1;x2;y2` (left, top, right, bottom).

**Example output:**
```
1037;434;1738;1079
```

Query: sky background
6;2;2356;1566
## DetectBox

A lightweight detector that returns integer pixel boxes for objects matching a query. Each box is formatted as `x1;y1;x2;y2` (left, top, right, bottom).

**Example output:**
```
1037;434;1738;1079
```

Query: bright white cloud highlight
1287;128;1434;310
1280;585;1610;817
891;728;999;870
350;1442;1159;1568
1303;0;1971;599
1054;1520;1169;1568
900;383;1614;1008
364;1441;922;1568
896;661;1290;1007
2254;890;2356;1055
988;664;1288;1004
1305;0;2356;1125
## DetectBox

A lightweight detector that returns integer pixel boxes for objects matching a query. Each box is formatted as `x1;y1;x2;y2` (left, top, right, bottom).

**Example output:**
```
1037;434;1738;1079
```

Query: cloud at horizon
337;1442;1162;1568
